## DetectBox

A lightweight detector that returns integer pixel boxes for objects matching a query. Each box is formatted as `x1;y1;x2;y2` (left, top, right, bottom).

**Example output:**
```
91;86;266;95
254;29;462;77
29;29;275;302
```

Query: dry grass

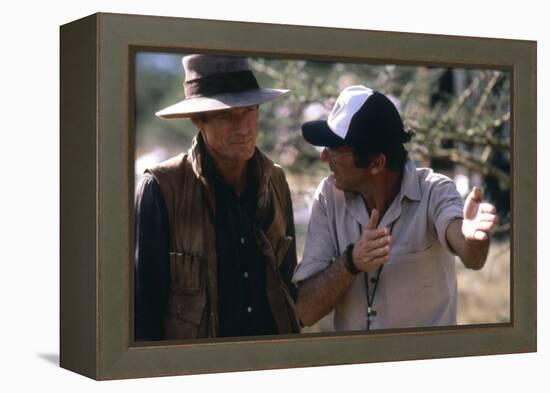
456;238;510;324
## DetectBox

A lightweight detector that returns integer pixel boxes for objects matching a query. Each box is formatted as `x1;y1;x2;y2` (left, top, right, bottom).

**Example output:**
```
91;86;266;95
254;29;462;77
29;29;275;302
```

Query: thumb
367;209;380;230
469;186;482;202
464;187;482;219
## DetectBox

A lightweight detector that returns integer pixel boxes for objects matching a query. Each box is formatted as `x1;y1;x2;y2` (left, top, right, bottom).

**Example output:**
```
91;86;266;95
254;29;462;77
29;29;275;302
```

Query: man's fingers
355;234;390;259
367;244;391;258
479;212;497;221
480;212;497;231
366;208;380;230
473;230;488;241
480;203;497;214
474;221;496;232
364;234;391;251
362;227;389;241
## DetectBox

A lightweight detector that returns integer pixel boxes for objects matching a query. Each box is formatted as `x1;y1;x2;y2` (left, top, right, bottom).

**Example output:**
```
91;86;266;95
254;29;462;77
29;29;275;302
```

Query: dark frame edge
94;11;538;46
512;40;537;354
60;13;99;380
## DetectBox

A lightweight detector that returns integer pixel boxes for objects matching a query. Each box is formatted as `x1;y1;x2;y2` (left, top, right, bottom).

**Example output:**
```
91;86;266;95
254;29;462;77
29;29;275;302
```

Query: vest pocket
170;251;203;290
166;251;207;339
165;289;207;339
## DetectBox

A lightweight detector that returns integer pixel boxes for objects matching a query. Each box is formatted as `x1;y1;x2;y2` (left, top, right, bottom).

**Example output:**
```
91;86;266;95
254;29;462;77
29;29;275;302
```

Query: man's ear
369;153;386;175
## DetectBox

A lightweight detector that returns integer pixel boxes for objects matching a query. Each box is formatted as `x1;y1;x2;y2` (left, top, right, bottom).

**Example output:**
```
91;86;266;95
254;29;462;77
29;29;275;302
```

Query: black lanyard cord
360;221;394;330
364;265;383;330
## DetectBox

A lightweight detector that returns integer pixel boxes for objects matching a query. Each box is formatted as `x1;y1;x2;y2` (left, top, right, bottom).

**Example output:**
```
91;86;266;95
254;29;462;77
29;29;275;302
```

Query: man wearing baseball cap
293;85;497;331
134;54;299;340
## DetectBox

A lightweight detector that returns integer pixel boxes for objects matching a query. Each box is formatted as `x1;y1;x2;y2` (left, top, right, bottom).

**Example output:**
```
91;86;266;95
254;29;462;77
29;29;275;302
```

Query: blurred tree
135;53;510;232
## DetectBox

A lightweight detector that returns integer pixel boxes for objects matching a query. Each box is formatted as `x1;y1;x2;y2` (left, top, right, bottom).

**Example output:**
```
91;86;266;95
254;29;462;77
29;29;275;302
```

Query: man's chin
332;178;356;193
332;177;346;191
232;149;255;162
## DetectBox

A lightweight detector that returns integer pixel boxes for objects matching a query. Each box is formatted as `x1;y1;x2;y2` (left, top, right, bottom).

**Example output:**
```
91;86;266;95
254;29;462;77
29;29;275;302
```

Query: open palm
462;187;498;241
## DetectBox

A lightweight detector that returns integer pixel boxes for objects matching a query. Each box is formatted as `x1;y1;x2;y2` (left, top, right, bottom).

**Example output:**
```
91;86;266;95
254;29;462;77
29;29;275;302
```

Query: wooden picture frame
60;12;536;380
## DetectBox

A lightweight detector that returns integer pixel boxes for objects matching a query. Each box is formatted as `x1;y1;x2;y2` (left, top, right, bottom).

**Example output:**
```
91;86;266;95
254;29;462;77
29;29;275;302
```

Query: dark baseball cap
302;85;406;148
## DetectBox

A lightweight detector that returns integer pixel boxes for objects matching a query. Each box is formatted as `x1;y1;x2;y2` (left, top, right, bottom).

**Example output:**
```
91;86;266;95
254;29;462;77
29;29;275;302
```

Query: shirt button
243;272;249;278
247;306;252;313
240;237;245;244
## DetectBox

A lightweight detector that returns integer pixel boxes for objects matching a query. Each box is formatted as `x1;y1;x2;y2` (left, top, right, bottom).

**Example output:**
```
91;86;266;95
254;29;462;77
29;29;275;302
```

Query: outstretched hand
462;187;498;241
351;209;391;273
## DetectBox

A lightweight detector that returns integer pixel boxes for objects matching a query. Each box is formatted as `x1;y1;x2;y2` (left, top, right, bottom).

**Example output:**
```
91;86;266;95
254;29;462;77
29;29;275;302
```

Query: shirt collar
401;158;422;202
188;133;274;213
345;158;422;228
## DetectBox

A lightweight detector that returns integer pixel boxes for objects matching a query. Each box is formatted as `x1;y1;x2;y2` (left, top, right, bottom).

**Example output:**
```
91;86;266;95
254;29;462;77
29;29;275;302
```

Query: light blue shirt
293;159;464;331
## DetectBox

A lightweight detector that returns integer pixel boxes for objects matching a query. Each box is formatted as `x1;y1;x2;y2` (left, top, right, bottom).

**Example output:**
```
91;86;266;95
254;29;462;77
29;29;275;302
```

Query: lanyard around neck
360;220;394;330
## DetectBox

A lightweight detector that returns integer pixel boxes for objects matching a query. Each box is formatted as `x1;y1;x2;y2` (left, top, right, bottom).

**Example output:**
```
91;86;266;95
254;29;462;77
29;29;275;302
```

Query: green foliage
134;53;510;232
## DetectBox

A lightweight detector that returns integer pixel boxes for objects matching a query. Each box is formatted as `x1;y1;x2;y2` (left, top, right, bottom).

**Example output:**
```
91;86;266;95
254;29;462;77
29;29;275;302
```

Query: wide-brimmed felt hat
302;85;407;148
156;54;289;119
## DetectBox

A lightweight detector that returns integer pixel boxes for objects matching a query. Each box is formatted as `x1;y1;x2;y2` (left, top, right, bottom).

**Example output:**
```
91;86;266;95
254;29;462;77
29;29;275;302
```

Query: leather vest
146;136;299;339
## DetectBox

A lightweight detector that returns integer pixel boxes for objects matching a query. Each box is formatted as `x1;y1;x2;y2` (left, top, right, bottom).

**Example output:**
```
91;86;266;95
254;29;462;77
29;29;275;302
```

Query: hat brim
302;120;347;147
156;88;289;119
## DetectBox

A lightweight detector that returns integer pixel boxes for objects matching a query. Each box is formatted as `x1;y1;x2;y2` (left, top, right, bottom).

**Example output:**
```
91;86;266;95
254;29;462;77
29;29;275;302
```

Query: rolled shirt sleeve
428;176;464;253
292;179;339;284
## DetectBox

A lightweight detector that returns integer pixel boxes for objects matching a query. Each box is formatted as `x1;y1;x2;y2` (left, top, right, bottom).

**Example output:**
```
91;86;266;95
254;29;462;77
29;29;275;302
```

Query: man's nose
234;114;250;134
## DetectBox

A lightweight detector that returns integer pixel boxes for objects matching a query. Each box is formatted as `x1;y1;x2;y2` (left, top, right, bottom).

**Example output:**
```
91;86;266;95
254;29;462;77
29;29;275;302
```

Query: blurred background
134;52;511;330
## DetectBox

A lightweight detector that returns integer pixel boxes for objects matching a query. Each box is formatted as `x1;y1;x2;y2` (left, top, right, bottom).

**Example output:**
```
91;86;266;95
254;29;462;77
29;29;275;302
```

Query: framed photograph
60;12;536;380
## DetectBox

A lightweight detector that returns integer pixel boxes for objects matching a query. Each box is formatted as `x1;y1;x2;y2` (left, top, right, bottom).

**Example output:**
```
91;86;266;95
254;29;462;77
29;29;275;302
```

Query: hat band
184;70;260;98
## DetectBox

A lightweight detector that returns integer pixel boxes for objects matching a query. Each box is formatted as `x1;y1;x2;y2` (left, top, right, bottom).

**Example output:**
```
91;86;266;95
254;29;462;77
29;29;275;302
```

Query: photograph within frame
59;12;536;380
132;51;512;344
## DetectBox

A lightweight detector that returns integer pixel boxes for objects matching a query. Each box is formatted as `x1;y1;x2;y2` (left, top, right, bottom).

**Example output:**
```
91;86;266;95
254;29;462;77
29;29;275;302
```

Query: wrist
344;243;360;275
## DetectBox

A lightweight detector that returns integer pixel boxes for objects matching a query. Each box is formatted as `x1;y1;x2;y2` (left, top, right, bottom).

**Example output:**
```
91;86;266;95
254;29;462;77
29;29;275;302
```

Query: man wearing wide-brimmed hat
134;55;299;340
293;85;497;331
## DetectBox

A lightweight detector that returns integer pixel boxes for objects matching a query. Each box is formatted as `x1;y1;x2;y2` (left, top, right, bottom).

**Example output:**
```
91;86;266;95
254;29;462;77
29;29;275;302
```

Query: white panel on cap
327;85;374;139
